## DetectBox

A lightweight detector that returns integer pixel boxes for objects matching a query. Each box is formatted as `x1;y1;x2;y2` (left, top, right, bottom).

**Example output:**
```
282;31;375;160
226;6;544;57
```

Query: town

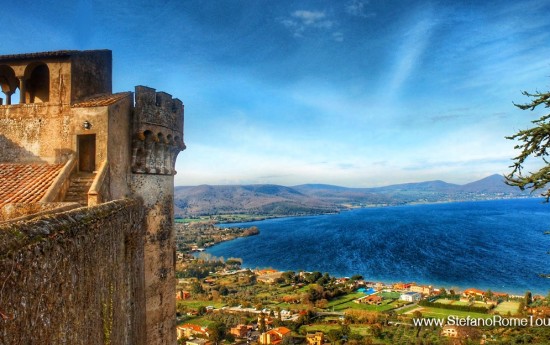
175;223;550;345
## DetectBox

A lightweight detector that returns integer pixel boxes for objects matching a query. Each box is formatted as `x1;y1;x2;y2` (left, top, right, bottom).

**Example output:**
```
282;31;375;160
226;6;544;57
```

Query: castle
0;50;185;345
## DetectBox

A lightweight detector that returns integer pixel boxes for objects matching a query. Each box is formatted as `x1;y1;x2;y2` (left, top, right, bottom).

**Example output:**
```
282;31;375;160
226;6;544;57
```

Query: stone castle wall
0;198;146;345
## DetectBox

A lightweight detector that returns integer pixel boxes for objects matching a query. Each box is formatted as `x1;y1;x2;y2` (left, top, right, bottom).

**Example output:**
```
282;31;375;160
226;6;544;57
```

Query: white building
400;291;422;302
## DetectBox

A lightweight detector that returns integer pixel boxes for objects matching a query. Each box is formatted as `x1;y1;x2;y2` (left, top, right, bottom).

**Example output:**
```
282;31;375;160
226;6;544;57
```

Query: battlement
132;86;185;175
135;86;183;132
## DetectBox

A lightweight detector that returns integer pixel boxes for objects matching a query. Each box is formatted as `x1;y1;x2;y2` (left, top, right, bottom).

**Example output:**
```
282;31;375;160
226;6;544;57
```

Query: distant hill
174;174;531;217
174;184;338;217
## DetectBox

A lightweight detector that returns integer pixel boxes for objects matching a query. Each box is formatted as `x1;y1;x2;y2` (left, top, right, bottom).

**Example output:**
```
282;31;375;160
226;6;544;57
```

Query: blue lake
204;198;550;295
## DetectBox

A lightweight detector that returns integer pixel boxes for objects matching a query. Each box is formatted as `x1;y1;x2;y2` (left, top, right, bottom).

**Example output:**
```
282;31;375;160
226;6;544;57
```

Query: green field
180;316;215;327
417;306;491;320
301;324;372;337
336;299;398;312
493;301;520;315
397;305;419;315
434;298;454;305
326;292;365;308
177;300;226;309
378;291;401;299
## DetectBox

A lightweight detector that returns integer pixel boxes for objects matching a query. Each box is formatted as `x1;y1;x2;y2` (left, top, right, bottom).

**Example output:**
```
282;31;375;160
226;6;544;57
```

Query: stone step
63;173;96;205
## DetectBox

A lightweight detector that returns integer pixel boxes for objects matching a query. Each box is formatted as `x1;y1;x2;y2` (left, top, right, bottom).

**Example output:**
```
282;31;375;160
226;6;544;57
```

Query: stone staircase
64;172;95;206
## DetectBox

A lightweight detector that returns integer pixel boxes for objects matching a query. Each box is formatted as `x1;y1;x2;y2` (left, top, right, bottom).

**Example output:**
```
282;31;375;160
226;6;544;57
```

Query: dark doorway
78;134;96;172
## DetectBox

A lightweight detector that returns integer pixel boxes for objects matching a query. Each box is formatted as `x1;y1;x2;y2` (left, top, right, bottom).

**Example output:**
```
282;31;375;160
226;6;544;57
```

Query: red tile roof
72;92;131;108
269;327;291;336
0;163;64;208
463;288;485;296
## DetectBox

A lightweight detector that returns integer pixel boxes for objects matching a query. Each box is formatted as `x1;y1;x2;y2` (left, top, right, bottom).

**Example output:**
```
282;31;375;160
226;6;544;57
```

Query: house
259;327;292;345
441;325;459;337
393;282;413;290
410;285;433;295
178;324;209;339
257;271;284;284
230;324;252;338
355;295;383;305
176;290;191;300
280;309;291;318
528;307;550;318
400;291;422;302
306;332;324;345
335;277;350;285
462;288;485;298
258;315;274;327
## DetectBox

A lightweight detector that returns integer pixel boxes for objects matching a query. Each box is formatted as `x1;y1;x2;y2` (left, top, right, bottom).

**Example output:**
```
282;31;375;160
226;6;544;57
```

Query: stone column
18;77;25;104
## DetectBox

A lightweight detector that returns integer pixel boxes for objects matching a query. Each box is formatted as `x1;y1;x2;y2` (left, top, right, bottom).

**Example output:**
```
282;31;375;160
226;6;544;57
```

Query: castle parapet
131;86;185;175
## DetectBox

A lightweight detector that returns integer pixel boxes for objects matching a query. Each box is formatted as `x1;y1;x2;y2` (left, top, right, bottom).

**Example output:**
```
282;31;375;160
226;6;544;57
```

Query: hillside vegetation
174;174;531;218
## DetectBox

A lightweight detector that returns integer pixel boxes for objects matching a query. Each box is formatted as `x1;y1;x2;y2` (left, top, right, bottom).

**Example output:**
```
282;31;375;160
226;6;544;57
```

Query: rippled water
205;199;550;294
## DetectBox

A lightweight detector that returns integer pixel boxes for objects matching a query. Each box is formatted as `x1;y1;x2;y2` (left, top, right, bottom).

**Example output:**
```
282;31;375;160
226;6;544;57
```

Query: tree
259;312;267;333
281;271;296;284
506;90;550;199
191;281;204;294
506;90;550;278
485;289;494;301
327;329;342;345
340;323;351;337
208;322;226;345
525;291;533;306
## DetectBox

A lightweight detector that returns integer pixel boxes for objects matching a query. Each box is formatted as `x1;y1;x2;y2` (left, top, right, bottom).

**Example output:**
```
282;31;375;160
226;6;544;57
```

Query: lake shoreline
201;198;550;296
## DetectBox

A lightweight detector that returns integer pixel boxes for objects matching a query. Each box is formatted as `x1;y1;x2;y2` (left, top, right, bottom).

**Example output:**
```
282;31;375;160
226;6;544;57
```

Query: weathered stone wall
130;175;177;345
0;104;72;163
71;51;112;103
107;95;133;200
0;198;146;345
0;202;79;222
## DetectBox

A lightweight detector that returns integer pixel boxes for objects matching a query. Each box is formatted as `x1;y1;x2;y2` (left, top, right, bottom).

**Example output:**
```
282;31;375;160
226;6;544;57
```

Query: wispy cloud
279;10;339;40
385;7;438;98
345;0;376;18
332;32;344;42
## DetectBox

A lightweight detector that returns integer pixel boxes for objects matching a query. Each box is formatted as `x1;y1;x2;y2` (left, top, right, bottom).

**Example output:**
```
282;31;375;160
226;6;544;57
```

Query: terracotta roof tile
72;92;131;108
0;163;64;208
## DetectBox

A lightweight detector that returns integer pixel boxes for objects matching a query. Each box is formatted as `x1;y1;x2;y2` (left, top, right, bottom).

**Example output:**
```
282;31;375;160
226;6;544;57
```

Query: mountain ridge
174;174;531;217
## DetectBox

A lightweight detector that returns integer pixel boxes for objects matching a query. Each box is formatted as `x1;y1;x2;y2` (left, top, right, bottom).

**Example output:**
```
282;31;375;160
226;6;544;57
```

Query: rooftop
0;163;64;208
0;49;110;62
72;92;132;108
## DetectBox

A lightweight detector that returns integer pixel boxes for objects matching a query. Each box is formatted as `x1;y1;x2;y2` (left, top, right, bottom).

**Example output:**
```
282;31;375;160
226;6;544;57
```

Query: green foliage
207;321;226;345
525;291;533;306
506;90;550;200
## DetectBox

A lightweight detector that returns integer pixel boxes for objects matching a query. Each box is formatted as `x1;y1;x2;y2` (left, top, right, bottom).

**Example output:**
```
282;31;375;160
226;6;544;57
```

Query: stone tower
131;86;186;344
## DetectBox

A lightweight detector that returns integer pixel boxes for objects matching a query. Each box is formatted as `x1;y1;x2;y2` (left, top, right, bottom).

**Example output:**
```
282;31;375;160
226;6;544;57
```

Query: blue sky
3;0;550;187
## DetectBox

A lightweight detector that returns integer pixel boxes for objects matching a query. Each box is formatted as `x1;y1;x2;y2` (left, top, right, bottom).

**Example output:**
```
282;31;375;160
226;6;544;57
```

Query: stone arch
24;62;50;103
0;65;19;105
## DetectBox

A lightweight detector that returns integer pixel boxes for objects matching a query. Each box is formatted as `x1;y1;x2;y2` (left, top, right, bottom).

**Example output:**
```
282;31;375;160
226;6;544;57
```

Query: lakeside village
175;222;550;345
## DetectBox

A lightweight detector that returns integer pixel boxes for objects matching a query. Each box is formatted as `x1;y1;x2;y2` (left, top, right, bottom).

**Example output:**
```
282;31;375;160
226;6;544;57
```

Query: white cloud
279;9;338;38
345;0;375;18
385;7;438;100
332;32;344;42
292;10;327;25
